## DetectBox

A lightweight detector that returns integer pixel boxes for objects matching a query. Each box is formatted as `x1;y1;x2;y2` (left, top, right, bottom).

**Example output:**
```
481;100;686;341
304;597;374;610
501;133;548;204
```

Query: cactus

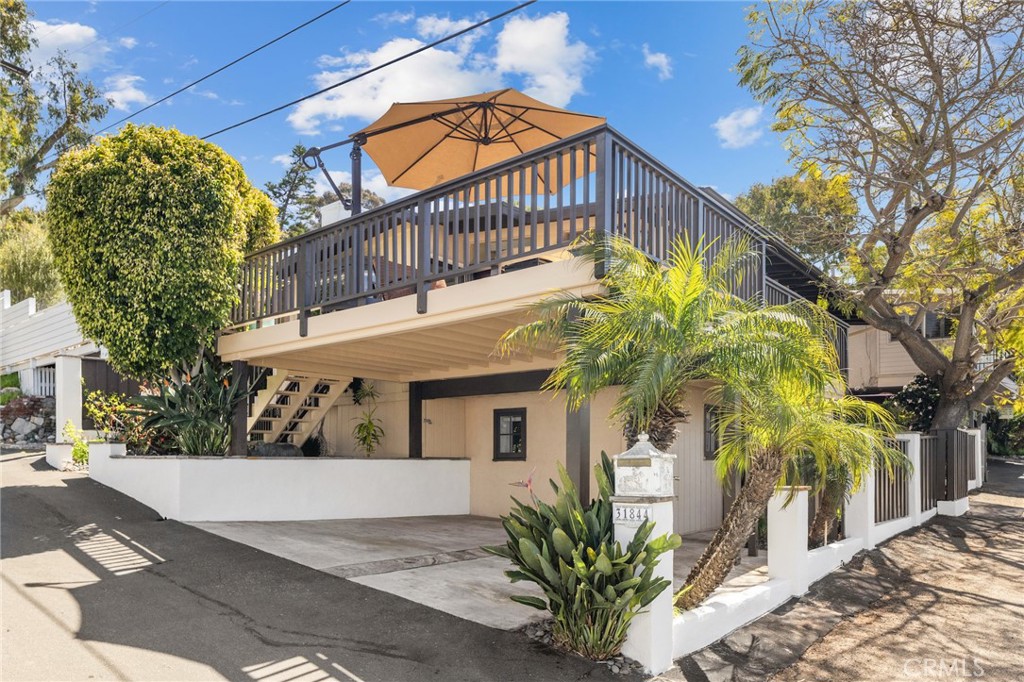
484;453;681;660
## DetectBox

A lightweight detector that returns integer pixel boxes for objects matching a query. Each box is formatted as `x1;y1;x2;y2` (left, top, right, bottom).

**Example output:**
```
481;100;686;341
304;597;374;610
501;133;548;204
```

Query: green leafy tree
1;0;109;216
264;145;318;238
737;0;1024;429
264;145;388;239
735;169;858;271
0;209;62;306
47;124;279;379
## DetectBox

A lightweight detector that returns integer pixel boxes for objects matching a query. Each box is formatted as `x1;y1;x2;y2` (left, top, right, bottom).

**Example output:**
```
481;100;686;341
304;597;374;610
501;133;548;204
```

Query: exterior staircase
247;371;348;447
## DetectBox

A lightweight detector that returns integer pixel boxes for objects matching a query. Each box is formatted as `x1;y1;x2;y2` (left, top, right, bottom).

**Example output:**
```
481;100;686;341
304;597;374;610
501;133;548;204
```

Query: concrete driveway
193;516;767;632
0;449;631;682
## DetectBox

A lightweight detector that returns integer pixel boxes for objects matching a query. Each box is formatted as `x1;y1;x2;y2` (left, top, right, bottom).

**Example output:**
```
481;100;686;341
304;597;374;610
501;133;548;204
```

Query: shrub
132;352;251;456
46;124;279;379
0;387;22;406
485;454;681;660
884;374;940;432
84;389;153;450
62;420;88;465
0;213;64;307
985;409;1024;457
0;372;20;389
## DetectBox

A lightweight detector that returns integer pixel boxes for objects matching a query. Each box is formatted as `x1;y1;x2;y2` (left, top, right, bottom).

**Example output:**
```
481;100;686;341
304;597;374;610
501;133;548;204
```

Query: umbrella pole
350;139;363;216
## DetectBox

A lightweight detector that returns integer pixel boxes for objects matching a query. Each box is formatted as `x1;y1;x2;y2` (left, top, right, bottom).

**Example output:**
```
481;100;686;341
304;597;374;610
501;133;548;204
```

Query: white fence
619;431;981;674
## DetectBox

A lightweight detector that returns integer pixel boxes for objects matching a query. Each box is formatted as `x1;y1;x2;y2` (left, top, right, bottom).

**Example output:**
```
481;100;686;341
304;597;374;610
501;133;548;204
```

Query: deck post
229;360;249;457
593;130;614;279
408;381;423;458
416;199;430;314
297;239;309;337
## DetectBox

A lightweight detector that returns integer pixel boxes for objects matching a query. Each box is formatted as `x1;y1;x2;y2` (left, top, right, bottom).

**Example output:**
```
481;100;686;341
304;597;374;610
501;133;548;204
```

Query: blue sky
26;1;792;202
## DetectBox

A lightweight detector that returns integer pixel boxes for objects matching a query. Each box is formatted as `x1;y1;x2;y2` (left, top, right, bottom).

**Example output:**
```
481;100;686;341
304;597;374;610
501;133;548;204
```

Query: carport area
192;516;768;631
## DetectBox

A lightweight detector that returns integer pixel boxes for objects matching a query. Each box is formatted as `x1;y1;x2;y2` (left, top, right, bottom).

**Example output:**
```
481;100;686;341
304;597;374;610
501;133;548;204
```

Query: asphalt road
1;449;628;682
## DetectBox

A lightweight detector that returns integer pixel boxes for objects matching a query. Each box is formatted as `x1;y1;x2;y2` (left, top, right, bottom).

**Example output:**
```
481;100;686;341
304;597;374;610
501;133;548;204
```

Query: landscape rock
247;441;303;458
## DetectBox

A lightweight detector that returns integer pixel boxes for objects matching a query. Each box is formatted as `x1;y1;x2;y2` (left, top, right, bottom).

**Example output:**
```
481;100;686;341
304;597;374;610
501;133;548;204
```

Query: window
703;404;720;461
924;312;952;339
494;408;527;460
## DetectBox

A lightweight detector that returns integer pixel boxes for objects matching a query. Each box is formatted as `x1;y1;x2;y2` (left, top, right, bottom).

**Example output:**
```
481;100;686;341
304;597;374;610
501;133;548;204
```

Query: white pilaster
55;355;83;441
614;497;674;675
845;466;876;549
900;433;923;524
767;488;809;596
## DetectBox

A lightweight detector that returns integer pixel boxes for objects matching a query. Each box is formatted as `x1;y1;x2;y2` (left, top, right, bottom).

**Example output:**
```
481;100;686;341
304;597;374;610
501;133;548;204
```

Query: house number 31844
613;504;651;525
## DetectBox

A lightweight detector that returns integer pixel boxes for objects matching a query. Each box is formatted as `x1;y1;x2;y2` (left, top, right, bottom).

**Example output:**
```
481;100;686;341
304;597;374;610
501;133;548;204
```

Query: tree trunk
675;451;783;610
930;396;969;431
624;404;687;451
808;474;846;546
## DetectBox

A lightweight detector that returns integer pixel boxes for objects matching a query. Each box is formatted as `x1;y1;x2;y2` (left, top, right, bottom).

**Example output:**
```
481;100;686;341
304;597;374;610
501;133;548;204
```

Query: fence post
593;131;614;279
767;488;810;596
846;463;876;549
936;428;969;517
416;199;430;314
612;435;674;675
297;239;309;337
54;354;83;441
901;433;923;525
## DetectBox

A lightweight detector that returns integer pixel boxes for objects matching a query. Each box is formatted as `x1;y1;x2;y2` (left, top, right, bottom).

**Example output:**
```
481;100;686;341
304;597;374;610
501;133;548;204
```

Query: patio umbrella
355;88;606;192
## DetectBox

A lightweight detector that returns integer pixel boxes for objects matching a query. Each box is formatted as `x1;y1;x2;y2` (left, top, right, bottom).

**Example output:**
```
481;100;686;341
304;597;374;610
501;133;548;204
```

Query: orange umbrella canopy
355;88;605;191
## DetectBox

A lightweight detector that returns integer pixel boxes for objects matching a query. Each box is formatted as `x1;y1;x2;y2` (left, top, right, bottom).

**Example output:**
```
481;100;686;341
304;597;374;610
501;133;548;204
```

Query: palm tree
499;234;835;449
501;234;902;610
676;378;901;609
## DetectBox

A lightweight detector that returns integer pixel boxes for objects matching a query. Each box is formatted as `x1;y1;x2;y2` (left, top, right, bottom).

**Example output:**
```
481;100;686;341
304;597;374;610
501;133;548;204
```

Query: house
0;291;137;440
215;123;850;533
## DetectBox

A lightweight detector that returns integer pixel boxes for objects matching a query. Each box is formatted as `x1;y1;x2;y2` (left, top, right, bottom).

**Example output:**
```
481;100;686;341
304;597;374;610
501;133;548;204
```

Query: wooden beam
565;401;591;501
409;382;423;459
252;356;405;383
230;360;249;456
420;369;552;400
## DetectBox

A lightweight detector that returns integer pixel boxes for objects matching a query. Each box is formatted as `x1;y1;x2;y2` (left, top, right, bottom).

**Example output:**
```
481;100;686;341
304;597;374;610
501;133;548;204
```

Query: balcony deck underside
218;259;599;382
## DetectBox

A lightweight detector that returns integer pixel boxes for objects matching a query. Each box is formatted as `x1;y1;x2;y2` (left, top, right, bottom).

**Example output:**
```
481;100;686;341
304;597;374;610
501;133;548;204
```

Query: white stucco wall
88;445;470;522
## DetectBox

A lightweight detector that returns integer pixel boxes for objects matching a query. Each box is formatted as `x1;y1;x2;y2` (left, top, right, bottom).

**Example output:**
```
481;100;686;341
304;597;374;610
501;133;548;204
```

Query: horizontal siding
1;299;87;368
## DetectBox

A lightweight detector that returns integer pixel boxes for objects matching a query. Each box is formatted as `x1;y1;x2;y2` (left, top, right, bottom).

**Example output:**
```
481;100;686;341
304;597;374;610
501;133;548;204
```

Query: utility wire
202;0;538;140
68;1;171;57
94;0;352;136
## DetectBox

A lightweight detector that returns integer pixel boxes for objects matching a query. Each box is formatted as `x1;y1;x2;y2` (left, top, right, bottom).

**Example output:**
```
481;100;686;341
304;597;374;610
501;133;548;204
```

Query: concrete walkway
666;458;1024;681
0;449;632;682
193;517;766;631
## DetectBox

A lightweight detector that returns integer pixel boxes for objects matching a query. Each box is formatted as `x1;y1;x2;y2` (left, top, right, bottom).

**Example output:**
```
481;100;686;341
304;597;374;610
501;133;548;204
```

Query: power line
94;0;353;136
67;1;171;57
202;0;538;140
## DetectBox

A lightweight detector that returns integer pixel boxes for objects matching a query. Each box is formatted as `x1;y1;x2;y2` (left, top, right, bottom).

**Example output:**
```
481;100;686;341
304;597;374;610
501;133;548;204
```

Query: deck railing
765;277;849;372
229;125;770;333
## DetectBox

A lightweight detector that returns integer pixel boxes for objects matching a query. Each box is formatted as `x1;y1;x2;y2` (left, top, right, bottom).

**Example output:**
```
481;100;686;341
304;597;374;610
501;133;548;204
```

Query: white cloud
104;74;151;111
373;10;415;26
188;89;244;106
29;19;109;71
290;12;594;135
291;37;497;135
712;106;764;149
271;154;294;167
641;43;672;81
494;12;592;107
118;36;138;49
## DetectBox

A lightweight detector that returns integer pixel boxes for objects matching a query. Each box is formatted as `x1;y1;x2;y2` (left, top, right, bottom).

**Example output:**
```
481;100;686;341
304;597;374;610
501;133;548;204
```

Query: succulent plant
484;452;681;660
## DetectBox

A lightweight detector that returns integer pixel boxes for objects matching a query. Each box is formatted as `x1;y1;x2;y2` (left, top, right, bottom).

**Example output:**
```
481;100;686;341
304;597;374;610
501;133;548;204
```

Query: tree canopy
264;145;387;239
0;209;62;306
735;169;858;271
47;124;279;379
1;0;109;217
738;0;1024;427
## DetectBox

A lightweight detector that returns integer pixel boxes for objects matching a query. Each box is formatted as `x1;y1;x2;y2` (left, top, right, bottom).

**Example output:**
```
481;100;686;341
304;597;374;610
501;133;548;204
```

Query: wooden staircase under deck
247;372;348;447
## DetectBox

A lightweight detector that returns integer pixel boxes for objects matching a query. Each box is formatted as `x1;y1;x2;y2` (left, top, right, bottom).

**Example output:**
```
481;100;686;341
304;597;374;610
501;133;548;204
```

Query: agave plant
484;454;681;660
132;352;252;456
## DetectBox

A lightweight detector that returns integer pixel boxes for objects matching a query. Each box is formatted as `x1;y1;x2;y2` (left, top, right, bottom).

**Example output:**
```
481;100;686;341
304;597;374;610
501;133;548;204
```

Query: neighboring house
848;315;1018;413
0;290;135;434
217;125;850;533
